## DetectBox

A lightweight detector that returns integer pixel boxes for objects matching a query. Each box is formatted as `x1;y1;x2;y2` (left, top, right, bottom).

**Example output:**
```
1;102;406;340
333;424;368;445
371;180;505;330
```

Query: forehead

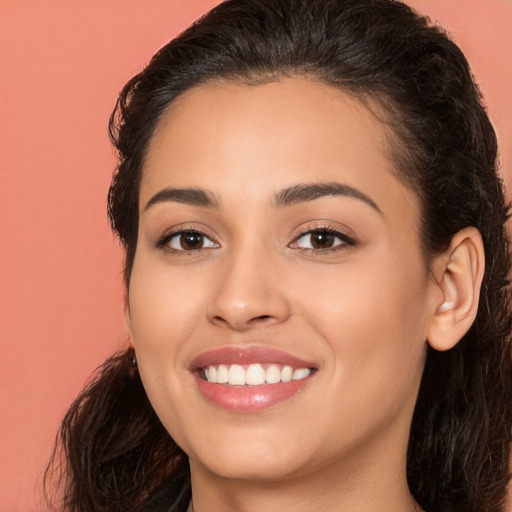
141;78;417;224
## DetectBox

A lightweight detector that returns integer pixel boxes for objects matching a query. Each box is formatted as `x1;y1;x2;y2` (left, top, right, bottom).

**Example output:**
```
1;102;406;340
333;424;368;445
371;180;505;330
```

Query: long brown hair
46;1;512;511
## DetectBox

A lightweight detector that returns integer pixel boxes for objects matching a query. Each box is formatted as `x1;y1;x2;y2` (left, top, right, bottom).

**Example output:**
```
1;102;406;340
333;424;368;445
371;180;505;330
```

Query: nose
206;247;291;331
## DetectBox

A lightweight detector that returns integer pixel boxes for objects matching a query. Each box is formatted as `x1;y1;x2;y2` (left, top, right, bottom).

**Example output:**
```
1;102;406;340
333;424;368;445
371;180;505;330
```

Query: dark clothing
137;474;191;512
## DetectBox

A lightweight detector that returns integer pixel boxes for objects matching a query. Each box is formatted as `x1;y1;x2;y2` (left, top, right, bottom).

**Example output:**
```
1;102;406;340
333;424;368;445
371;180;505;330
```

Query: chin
193;450;310;483
185;426;315;482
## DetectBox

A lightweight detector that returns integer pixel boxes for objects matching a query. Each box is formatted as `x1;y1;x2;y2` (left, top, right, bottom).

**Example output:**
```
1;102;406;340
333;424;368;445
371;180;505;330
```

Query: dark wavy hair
45;1;512;511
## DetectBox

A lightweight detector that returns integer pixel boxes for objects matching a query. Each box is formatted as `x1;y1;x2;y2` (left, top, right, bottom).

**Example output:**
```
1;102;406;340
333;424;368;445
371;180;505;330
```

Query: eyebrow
274;182;382;214
144;187;220;211
144;182;381;214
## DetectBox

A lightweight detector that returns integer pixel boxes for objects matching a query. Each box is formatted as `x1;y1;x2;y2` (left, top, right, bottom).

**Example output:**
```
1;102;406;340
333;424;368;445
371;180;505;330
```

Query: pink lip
191;346;317;413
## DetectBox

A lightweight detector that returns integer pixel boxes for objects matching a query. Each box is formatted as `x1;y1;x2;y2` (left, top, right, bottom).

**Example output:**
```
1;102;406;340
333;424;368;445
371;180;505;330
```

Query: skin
126;78;445;512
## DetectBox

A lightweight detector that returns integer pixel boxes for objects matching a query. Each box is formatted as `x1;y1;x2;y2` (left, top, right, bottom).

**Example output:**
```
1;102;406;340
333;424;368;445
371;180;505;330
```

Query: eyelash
155;228;219;254
290;226;356;254
155;226;356;255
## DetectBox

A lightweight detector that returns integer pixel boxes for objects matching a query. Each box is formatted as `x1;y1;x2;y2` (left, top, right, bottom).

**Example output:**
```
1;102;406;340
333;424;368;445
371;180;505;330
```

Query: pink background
1;1;511;510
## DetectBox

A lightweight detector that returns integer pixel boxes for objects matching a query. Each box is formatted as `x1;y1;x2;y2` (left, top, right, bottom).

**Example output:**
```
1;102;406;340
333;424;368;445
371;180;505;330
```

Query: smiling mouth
191;347;318;411
200;363;314;386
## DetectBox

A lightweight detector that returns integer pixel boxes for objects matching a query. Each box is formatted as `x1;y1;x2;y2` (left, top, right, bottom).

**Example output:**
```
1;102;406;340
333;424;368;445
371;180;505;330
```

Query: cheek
128;251;204;349
295;272;427;460
127;254;202;445
293;253;429;406
126;252;206;414
296;250;428;337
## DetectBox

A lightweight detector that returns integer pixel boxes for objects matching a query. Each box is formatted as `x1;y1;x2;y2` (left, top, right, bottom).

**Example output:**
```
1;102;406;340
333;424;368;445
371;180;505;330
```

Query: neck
188;444;421;512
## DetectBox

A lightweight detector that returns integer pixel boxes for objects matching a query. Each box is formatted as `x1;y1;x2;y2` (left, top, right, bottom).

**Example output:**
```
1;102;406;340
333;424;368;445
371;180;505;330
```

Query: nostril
211;313;276;330
249;315;273;323
214;314;271;322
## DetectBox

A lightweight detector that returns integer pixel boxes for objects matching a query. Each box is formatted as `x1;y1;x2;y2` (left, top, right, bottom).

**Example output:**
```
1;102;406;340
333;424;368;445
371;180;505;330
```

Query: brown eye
180;232;204;250
309;231;336;249
291;228;355;252
168;231;218;251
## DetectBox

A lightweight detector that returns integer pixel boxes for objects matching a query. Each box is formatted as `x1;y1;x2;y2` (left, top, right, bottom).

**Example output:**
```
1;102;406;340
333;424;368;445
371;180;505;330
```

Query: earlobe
427;227;485;351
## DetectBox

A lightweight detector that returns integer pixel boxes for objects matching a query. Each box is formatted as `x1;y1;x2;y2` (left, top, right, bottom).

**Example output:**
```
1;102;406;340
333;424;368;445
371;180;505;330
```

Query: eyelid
155;225;220;251
153;222;355;253
289;224;357;251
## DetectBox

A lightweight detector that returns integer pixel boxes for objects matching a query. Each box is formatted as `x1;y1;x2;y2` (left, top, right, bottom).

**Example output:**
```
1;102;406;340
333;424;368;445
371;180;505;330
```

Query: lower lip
194;374;311;412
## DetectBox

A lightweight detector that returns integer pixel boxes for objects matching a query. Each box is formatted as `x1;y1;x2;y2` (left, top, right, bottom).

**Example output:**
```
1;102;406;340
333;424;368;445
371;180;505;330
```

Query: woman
45;0;512;511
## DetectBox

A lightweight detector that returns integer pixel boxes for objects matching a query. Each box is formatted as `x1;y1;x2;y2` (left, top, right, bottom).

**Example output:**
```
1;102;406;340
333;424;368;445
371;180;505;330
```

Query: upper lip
190;346;317;370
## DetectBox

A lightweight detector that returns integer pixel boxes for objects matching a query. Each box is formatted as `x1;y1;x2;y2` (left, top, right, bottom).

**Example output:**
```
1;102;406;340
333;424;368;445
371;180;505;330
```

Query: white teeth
246;364;266;386
292;368;311;381
204;363;312;385
265;364;281;384
206;366;216;383
281;365;293;382
216;364;229;384
228;364;246;385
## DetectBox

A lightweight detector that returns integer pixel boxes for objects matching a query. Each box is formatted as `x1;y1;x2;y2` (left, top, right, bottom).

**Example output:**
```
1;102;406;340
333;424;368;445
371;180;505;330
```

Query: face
127;78;436;484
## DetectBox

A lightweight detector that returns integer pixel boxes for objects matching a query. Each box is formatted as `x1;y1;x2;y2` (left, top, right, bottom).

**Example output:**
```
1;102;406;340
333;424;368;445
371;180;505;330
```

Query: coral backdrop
0;1;510;510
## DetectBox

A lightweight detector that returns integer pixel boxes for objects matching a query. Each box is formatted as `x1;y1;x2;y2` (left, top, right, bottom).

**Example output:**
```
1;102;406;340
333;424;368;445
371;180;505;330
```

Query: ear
124;293;135;348
427;227;485;351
